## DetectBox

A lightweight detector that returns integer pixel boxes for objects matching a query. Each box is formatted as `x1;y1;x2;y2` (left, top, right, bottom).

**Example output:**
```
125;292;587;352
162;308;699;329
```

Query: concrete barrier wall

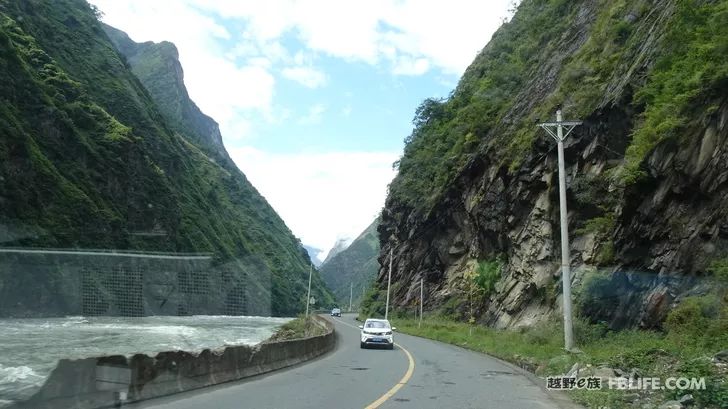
11;316;335;409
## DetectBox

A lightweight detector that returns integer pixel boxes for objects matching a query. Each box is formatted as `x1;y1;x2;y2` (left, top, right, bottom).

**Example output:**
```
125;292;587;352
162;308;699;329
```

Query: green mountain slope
320;218;379;306
372;0;728;330
0;0;333;315
101;24;229;162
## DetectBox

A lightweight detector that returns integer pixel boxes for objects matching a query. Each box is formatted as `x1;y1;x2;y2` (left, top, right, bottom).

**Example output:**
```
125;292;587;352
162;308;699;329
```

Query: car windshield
365;321;389;329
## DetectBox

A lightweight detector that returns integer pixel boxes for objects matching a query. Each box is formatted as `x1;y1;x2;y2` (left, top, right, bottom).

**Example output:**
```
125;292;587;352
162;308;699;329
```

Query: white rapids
0;315;291;406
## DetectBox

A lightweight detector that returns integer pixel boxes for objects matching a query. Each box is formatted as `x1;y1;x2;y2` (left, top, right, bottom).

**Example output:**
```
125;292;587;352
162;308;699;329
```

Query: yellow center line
332;317;416;409
363;344;415;409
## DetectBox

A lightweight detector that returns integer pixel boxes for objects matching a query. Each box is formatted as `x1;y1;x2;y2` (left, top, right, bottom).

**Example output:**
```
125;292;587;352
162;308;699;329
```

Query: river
0;315;292;406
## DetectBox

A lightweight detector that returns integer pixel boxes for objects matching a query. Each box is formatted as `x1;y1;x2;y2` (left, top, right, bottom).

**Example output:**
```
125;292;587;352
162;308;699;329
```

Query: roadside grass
267;315;328;342
391;300;727;409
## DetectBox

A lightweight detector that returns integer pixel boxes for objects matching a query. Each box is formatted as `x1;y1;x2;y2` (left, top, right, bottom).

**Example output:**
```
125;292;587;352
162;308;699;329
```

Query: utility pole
305;263;312;317
349;282;353;312
385;247;392;320
419;278;423;328
538;109;582;352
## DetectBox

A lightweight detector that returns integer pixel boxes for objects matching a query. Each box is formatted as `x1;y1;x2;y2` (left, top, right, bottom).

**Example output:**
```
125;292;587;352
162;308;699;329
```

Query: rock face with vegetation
0;0;333;316
320;218;379;306
101;24;229;162
369;0;728;330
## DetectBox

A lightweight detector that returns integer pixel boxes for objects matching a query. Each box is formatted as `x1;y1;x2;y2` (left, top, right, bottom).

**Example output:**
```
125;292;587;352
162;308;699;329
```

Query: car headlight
384;331;392;335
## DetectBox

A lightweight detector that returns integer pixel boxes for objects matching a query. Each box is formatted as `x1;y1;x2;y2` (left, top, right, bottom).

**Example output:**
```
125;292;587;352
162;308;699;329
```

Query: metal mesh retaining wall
0;249;272;317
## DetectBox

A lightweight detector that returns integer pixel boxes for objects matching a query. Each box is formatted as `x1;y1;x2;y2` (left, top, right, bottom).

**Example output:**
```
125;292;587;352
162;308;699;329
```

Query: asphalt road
125;314;574;409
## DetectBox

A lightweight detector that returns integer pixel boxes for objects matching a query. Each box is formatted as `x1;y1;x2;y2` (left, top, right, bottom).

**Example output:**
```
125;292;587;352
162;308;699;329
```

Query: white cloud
187;60;274;133
90;0;275;140
229;147;397;252
226;39;291;65
375;1;508;75
91;0;514;139
191;0;514;76
392;56;430;76
298;103;327;125
281;66;327;88
247;57;272;69
221;117;252;141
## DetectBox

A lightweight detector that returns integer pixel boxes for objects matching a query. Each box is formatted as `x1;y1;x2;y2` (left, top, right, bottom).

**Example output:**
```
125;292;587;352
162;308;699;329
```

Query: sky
90;0;515;261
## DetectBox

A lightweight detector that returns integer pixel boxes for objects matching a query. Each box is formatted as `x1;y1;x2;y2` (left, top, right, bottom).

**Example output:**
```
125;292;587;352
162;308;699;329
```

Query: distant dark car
330;308;341;317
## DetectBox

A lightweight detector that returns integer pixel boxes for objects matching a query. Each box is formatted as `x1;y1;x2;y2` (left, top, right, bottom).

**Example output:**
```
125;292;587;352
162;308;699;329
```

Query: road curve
125;314;573;409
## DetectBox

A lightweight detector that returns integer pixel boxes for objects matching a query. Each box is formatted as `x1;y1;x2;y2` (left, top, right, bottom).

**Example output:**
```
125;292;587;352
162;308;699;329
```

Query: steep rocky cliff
374;0;728;329
0;0;333;316
101;24;229;162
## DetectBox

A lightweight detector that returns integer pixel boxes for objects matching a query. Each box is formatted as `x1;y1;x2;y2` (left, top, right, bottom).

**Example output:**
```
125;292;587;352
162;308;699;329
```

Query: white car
330;308;341;317
359;318;395;349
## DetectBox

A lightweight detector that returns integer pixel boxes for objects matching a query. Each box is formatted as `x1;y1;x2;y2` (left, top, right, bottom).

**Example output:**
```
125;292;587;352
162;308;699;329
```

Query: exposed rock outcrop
376;0;728;329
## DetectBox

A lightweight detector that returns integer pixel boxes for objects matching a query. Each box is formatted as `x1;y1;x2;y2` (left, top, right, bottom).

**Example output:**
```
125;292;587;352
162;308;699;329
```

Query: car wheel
360;342;366;349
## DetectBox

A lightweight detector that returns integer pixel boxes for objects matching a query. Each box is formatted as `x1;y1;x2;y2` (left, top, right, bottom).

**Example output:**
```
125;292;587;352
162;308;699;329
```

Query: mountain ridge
0;0;334;316
101;23;230;163
320;218;379;306
321;237;352;266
